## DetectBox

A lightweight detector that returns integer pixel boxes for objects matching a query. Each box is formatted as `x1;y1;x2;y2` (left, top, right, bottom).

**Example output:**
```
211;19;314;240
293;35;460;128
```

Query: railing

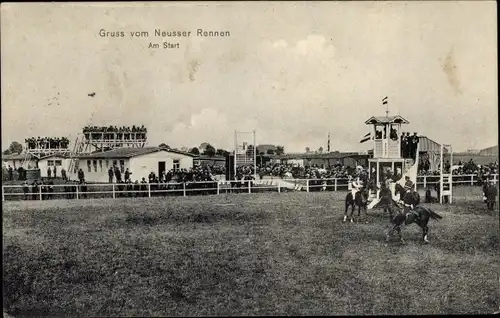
2;174;497;202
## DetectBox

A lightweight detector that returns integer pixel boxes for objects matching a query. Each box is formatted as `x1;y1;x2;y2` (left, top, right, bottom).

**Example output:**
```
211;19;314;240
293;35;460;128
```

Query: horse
372;185;400;222
343;187;370;223
394;183;420;207
386;204;443;244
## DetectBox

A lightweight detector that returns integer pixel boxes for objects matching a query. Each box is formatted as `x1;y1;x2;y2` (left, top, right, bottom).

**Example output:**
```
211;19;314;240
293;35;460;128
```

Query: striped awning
418;136;447;153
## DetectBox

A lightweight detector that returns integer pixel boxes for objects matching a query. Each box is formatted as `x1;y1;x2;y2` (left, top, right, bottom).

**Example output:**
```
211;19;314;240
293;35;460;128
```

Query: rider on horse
399;176;420;221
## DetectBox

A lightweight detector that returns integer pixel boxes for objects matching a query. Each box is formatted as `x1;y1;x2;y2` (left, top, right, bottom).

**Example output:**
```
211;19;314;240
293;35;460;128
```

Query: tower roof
365;115;409;125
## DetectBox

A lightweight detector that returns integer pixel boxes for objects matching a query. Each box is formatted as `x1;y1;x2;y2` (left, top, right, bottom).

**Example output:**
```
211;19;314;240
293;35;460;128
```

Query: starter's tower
365;115;416;198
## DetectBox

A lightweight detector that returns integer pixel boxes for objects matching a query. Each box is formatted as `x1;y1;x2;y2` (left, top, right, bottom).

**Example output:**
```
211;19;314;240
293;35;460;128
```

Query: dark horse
394;183;420;207
344;187;371;223
387;204;443;244
372;185;400;222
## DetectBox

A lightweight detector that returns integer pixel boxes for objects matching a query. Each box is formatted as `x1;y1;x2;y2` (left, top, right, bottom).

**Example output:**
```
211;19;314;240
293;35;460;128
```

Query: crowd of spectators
418;158;499;177
253;163;355;180
82;125;147;140
25;137;70;149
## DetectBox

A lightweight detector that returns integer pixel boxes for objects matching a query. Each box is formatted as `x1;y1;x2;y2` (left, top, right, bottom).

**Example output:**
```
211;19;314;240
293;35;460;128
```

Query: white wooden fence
2;174;497;201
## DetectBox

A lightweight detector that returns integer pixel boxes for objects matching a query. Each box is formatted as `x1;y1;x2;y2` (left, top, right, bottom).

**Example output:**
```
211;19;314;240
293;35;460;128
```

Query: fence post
183;183;186;196
471;175;474;186
76;185;79;200
39;186;42;201
278;183;281;193
248;181;251;194
494;174;498;184
148;184;151;198
217;182;220;195
306;179;310;193
334;178;338;192
423;176;426;189
2;186;4;202
112;184;115;199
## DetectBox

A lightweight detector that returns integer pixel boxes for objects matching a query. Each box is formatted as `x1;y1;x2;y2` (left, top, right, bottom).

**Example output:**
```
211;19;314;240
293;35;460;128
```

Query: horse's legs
387;224;397;242
349;202;356;223
343;201;349;222
396;227;404;243
422;225;429;243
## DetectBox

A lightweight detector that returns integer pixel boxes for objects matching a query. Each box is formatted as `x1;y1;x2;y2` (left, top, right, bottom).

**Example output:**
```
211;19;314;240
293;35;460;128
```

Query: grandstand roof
418;136;446;153
478;145;498;156
365;115;409;125
77;147;195;159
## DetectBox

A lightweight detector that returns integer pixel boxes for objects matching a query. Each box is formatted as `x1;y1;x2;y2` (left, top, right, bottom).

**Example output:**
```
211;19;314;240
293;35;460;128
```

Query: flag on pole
382;96;388;105
360;132;371;143
327;133;331;152
397;161;418;189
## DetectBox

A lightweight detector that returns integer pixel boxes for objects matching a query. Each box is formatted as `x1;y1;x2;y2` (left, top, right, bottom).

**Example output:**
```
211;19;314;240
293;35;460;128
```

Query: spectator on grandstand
25;137;70;149
82;125;148;141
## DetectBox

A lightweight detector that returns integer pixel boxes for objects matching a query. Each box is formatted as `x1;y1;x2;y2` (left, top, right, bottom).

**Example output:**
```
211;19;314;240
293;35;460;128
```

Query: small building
2;153;36;169
76;147;195;183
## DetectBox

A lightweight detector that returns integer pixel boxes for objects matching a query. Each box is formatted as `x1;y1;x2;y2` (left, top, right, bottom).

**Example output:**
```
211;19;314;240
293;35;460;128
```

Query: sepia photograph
1;1;499;316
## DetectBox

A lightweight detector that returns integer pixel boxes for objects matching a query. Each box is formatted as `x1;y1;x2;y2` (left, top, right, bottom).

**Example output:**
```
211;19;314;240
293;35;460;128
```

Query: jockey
404;176;414;191
399;176;419;220
351;176;365;198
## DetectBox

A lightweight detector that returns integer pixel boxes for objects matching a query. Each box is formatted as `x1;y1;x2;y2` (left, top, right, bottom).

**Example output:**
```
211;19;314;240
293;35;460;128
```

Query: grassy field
3;188;500;316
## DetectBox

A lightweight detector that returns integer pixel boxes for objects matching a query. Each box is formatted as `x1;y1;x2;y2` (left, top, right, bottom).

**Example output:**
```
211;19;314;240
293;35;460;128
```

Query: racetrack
3;188;499;316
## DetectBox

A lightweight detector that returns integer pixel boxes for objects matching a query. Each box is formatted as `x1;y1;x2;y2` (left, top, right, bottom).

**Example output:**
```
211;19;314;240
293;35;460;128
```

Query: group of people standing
400;132;419;160
83;125;147;141
25;137;70;150
47;165;67;180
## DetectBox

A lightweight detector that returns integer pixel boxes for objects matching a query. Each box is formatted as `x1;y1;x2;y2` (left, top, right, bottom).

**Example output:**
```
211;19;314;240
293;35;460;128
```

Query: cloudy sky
1;1;497;153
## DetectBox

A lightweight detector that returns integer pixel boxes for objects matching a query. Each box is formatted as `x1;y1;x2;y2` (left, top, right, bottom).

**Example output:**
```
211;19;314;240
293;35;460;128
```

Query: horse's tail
427;208;443;220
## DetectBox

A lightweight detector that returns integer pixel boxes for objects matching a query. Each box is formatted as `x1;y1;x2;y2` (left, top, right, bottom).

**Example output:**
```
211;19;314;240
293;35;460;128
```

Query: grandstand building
478;145;498;156
76;147;195;183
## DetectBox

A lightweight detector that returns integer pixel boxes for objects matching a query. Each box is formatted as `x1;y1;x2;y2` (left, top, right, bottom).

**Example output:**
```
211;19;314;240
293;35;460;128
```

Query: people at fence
61;168;67;181
25;137;70;150
47;166;52;179
23;181;29;200
82;125;148;141
8;166;13;181
78;168;85;183
108;167;114;183
125;168;131;182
